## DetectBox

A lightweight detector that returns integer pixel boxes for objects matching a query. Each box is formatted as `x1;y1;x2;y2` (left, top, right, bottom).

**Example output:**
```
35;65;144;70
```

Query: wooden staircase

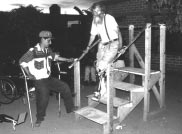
73;23;166;134
75;67;160;124
113;67;161;122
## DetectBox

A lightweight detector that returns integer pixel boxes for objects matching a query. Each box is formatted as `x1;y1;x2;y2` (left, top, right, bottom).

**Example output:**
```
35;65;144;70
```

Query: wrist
65;58;69;62
66;58;73;62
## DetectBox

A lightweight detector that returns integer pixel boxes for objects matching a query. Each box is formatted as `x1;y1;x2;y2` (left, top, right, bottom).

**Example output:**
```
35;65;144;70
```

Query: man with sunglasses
19;30;75;127
86;3;123;100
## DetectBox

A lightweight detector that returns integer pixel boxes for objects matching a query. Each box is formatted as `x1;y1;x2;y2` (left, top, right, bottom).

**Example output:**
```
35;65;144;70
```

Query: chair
55;62;67;117
21;66;63;128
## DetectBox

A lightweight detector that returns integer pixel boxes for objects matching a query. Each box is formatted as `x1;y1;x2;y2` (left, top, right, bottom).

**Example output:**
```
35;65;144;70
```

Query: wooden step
87;94;130;107
114;67;160;76
113;81;144;92
74;106;117;125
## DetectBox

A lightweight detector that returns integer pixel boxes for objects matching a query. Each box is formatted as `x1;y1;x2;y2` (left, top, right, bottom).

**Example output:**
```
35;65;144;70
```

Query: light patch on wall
67;20;79;27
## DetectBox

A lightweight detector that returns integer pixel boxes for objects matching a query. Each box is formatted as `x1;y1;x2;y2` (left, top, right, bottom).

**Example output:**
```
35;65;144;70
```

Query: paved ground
0;71;182;134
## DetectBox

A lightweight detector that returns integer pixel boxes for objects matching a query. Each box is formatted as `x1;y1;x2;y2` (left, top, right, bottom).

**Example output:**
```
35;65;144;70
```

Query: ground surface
0;72;182;134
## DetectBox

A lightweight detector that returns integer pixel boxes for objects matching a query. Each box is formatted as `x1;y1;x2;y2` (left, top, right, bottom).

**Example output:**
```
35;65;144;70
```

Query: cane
113;25;148;63
20;67;34;128
68;39;101;69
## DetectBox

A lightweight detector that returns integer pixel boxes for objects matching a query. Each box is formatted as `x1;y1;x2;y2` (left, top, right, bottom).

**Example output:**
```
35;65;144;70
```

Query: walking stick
114;25;148;62
69;39;101;69
21;67;34;128
97;25;147;77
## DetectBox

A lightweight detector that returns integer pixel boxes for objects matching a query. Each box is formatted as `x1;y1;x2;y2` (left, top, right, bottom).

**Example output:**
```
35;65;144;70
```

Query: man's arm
117;26;123;49
50;48;74;63
19;49;36;80
116;26;127;55
86;34;96;50
55;56;74;62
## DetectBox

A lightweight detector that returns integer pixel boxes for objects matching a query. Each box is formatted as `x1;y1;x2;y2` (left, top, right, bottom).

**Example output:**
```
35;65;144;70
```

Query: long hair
90;2;106;14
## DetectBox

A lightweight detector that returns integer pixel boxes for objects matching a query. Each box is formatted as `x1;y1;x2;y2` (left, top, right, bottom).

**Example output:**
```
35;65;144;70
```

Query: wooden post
143;23;151;121
132;32;161;108
129;25;135;84
74;60;81;108
103;64;114;134
159;24;166;108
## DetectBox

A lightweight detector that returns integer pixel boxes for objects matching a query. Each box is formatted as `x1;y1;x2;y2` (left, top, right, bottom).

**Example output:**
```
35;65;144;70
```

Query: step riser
117;93;144;122
113;81;144;92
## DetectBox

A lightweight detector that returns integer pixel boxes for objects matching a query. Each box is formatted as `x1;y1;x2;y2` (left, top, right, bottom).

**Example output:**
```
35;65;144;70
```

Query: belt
103;38;118;46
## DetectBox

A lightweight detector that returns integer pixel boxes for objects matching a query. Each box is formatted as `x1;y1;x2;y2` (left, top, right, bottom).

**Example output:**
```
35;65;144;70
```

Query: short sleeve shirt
90;14;118;43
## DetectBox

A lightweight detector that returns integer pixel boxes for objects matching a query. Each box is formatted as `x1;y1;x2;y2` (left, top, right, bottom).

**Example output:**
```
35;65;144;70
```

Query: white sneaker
92;92;101;101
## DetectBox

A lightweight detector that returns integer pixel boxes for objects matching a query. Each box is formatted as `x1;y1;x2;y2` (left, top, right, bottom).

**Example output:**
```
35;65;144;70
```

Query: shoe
92;92;101;101
34;120;41;127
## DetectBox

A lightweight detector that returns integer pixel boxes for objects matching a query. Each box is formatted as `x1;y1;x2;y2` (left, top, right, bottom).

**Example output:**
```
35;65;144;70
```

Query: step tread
74;106;117;125
114;67;160;75
113;81;144;92
87;94;130;107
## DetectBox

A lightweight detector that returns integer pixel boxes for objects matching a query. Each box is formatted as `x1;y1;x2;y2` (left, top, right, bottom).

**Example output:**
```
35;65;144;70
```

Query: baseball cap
39;31;54;38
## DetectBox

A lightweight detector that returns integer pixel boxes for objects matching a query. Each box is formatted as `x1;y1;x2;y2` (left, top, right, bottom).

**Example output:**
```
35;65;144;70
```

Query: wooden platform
114;67;160;75
74;106;117;125
113;81;144;92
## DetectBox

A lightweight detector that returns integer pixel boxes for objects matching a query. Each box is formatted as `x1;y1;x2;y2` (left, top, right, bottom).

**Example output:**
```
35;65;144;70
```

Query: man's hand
68;58;78;69
21;67;36;80
97;69;106;77
66;58;74;62
83;47;89;53
118;46;127;55
28;74;36;80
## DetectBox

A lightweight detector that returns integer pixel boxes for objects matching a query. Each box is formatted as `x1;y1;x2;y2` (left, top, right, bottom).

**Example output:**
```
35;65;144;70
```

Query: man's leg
49;77;74;113
84;66;90;84
90;66;96;82
34;79;50;125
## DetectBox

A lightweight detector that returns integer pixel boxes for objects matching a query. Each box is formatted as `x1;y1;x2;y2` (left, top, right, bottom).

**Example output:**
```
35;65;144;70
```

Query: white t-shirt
90;14;118;43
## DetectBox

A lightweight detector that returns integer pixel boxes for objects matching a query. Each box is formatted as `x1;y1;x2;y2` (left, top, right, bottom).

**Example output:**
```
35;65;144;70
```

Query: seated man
19;30;75;127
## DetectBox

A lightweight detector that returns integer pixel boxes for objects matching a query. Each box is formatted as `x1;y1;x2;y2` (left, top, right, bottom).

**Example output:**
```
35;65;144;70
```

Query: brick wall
151;54;182;72
103;0;182;72
107;0;147;26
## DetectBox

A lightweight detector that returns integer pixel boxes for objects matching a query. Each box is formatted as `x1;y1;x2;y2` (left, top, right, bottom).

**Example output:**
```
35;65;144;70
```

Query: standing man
86;2;123;99
19;30;75;127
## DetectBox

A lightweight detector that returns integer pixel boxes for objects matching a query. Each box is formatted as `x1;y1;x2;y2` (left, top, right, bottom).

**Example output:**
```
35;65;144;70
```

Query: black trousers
34;77;74;121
